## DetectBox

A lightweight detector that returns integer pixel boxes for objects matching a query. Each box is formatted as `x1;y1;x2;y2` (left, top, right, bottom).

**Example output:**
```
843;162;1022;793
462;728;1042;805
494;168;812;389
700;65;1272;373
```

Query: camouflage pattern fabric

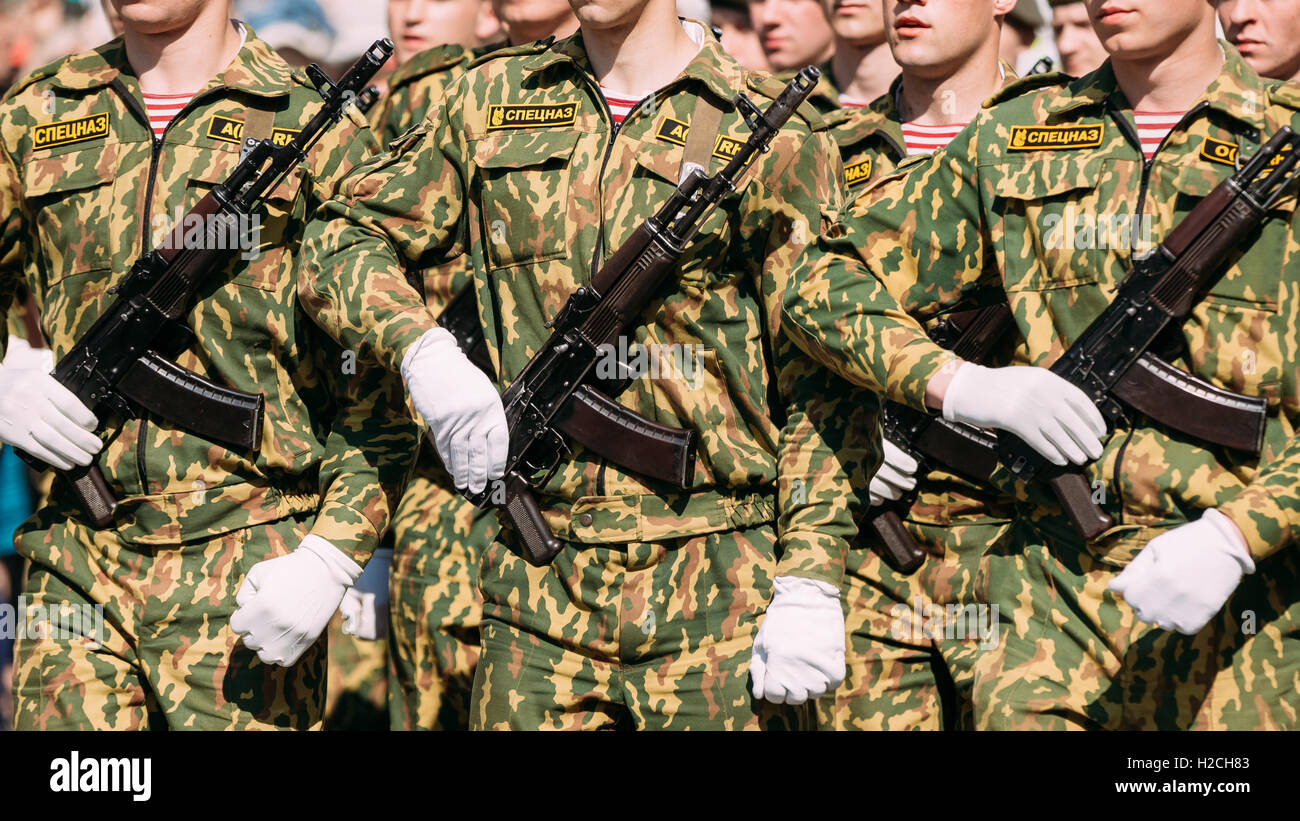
386;449;496;730
815;66;1021;732
323;612;388;731
0;30;418;728
370;43;503;731
786;46;1300;729
304;23;879;728
14;506;325;730
807;63;907;192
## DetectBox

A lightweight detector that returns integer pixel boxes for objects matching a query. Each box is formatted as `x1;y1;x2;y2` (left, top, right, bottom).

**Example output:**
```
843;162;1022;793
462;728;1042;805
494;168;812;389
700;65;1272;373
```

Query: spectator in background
234;0;335;67
101;0;124;35
1217;0;1300;82
1047;0;1105;76
712;1;770;71
389;0;499;66
998;0;1042;72
748;0;834;73
489;0;578;44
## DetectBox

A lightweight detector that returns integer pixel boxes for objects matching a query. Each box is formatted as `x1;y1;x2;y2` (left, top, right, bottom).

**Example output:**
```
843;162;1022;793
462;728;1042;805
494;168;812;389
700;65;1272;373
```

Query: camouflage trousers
386;465;495;730
13;508;325;730
817;515;1011;730
323;614;388;731
471;523;810;730
972;514;1300;730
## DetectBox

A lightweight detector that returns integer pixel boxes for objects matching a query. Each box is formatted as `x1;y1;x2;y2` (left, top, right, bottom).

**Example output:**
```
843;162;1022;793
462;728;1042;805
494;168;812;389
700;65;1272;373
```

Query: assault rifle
30;39;395;527
999;127;1300;538
864;304;1014;572
454;67;823;565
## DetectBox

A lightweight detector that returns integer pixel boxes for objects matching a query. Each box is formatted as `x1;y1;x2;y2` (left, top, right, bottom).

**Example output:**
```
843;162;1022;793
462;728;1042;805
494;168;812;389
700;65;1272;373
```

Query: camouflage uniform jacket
785;45;1300;561
304;25;878;586
0;31;416;562
374;41;503;147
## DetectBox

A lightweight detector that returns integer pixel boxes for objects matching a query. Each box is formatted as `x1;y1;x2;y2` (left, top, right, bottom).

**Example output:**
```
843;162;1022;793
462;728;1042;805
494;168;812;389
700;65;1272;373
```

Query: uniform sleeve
782;124;1001;411
751;126;881;588
298;108;465;375
1218;432;1300;562
306;325;419;563
0;134;25;359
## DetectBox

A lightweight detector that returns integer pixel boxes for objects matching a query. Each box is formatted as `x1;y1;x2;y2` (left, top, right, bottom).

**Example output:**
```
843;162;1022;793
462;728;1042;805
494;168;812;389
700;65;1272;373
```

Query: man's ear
992;0;1020;19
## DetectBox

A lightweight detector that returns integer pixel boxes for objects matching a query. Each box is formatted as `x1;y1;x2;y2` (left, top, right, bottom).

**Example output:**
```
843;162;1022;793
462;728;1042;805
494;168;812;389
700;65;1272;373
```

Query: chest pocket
184;153;305;292
475;130;579;270
631;139;738;291
988;154;1131;294
25;143;119;286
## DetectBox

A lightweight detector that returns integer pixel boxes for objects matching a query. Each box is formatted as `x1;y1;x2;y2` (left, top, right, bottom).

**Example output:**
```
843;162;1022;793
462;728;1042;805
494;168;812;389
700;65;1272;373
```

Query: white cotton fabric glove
338;546;391;641
942;362;1106;467
231;535;363;667
0;343;101;470
400;327;508;494
1108;509;1255;635
869;439;919;507
750;575;846;705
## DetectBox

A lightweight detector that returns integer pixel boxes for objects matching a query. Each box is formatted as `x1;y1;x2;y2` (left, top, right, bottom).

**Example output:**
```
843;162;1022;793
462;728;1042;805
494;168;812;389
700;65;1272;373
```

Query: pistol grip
503;472;563;566
1049;471;1112;540
67;464;117;528
867;510;925;574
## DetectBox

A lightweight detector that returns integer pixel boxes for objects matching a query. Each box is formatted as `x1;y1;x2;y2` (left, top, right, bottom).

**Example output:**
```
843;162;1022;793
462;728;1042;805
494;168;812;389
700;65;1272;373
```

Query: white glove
400;327;508;494
750;575;845;705
869;439;919;507
0;359;101;471
230;535;363;666
338;547;391;641
2;337;54;373
942;362;1106;467
1109;509;1255;635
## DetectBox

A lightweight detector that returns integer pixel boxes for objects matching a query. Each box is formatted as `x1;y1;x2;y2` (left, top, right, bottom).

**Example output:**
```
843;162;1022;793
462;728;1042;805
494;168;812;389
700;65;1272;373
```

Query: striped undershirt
601;87;640;126
1133;110;1186;159
141;92;196;139
900;121;967;156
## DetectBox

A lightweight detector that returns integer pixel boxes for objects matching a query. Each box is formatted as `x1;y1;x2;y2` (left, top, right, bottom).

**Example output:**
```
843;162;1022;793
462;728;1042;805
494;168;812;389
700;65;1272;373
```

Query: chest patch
1007;123;1104;151
486;102;580;131
844;157;873;187
655;117;744;161
207;115;300;147
33;113;110;150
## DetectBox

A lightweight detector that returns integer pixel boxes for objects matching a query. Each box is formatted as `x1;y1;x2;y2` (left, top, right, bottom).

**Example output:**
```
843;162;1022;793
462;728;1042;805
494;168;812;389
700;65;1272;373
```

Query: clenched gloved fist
0;341;101;470
942;362;1106;467
750;575;845;705
401;328;508;494
231;535;363;666
338;546;391;641
869;439;919;507
1109;509;1254;635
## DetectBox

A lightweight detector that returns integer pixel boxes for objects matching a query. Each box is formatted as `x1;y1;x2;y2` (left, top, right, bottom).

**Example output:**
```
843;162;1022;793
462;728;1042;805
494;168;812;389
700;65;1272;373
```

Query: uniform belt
538;487;777;545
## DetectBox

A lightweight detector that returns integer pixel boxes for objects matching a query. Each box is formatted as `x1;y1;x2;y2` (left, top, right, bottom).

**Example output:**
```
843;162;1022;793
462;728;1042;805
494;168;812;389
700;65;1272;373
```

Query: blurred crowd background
0;0;1097;732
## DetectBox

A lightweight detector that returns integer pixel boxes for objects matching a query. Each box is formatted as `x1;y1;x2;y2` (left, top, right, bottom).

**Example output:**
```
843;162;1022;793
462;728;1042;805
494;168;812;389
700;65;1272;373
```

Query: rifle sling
1112;352;1267;453
682;95;724;181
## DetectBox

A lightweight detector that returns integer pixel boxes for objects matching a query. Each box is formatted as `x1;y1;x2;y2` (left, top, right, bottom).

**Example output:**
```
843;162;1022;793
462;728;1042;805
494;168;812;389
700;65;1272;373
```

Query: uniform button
578;513;594;527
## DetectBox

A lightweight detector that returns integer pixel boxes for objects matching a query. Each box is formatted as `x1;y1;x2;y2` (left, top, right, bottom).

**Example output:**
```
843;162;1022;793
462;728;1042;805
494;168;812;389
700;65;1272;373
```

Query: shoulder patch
1268;80;1300;111
844;157;873;187
983;71;1070;109
32;112;110;150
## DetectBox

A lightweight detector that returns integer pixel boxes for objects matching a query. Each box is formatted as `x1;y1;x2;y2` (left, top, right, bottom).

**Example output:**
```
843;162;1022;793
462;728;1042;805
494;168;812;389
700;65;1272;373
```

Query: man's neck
1111;25;1224;112
507;15;579;46
831;37;896;103
898;44;1003;125
583;6;700;98
125;13;244;95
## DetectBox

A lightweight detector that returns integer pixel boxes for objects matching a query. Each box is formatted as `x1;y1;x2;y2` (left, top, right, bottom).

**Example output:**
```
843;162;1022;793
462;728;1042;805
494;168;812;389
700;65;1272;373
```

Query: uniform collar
50;23;294;99
1040;41;1269;133
527;22;742;110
